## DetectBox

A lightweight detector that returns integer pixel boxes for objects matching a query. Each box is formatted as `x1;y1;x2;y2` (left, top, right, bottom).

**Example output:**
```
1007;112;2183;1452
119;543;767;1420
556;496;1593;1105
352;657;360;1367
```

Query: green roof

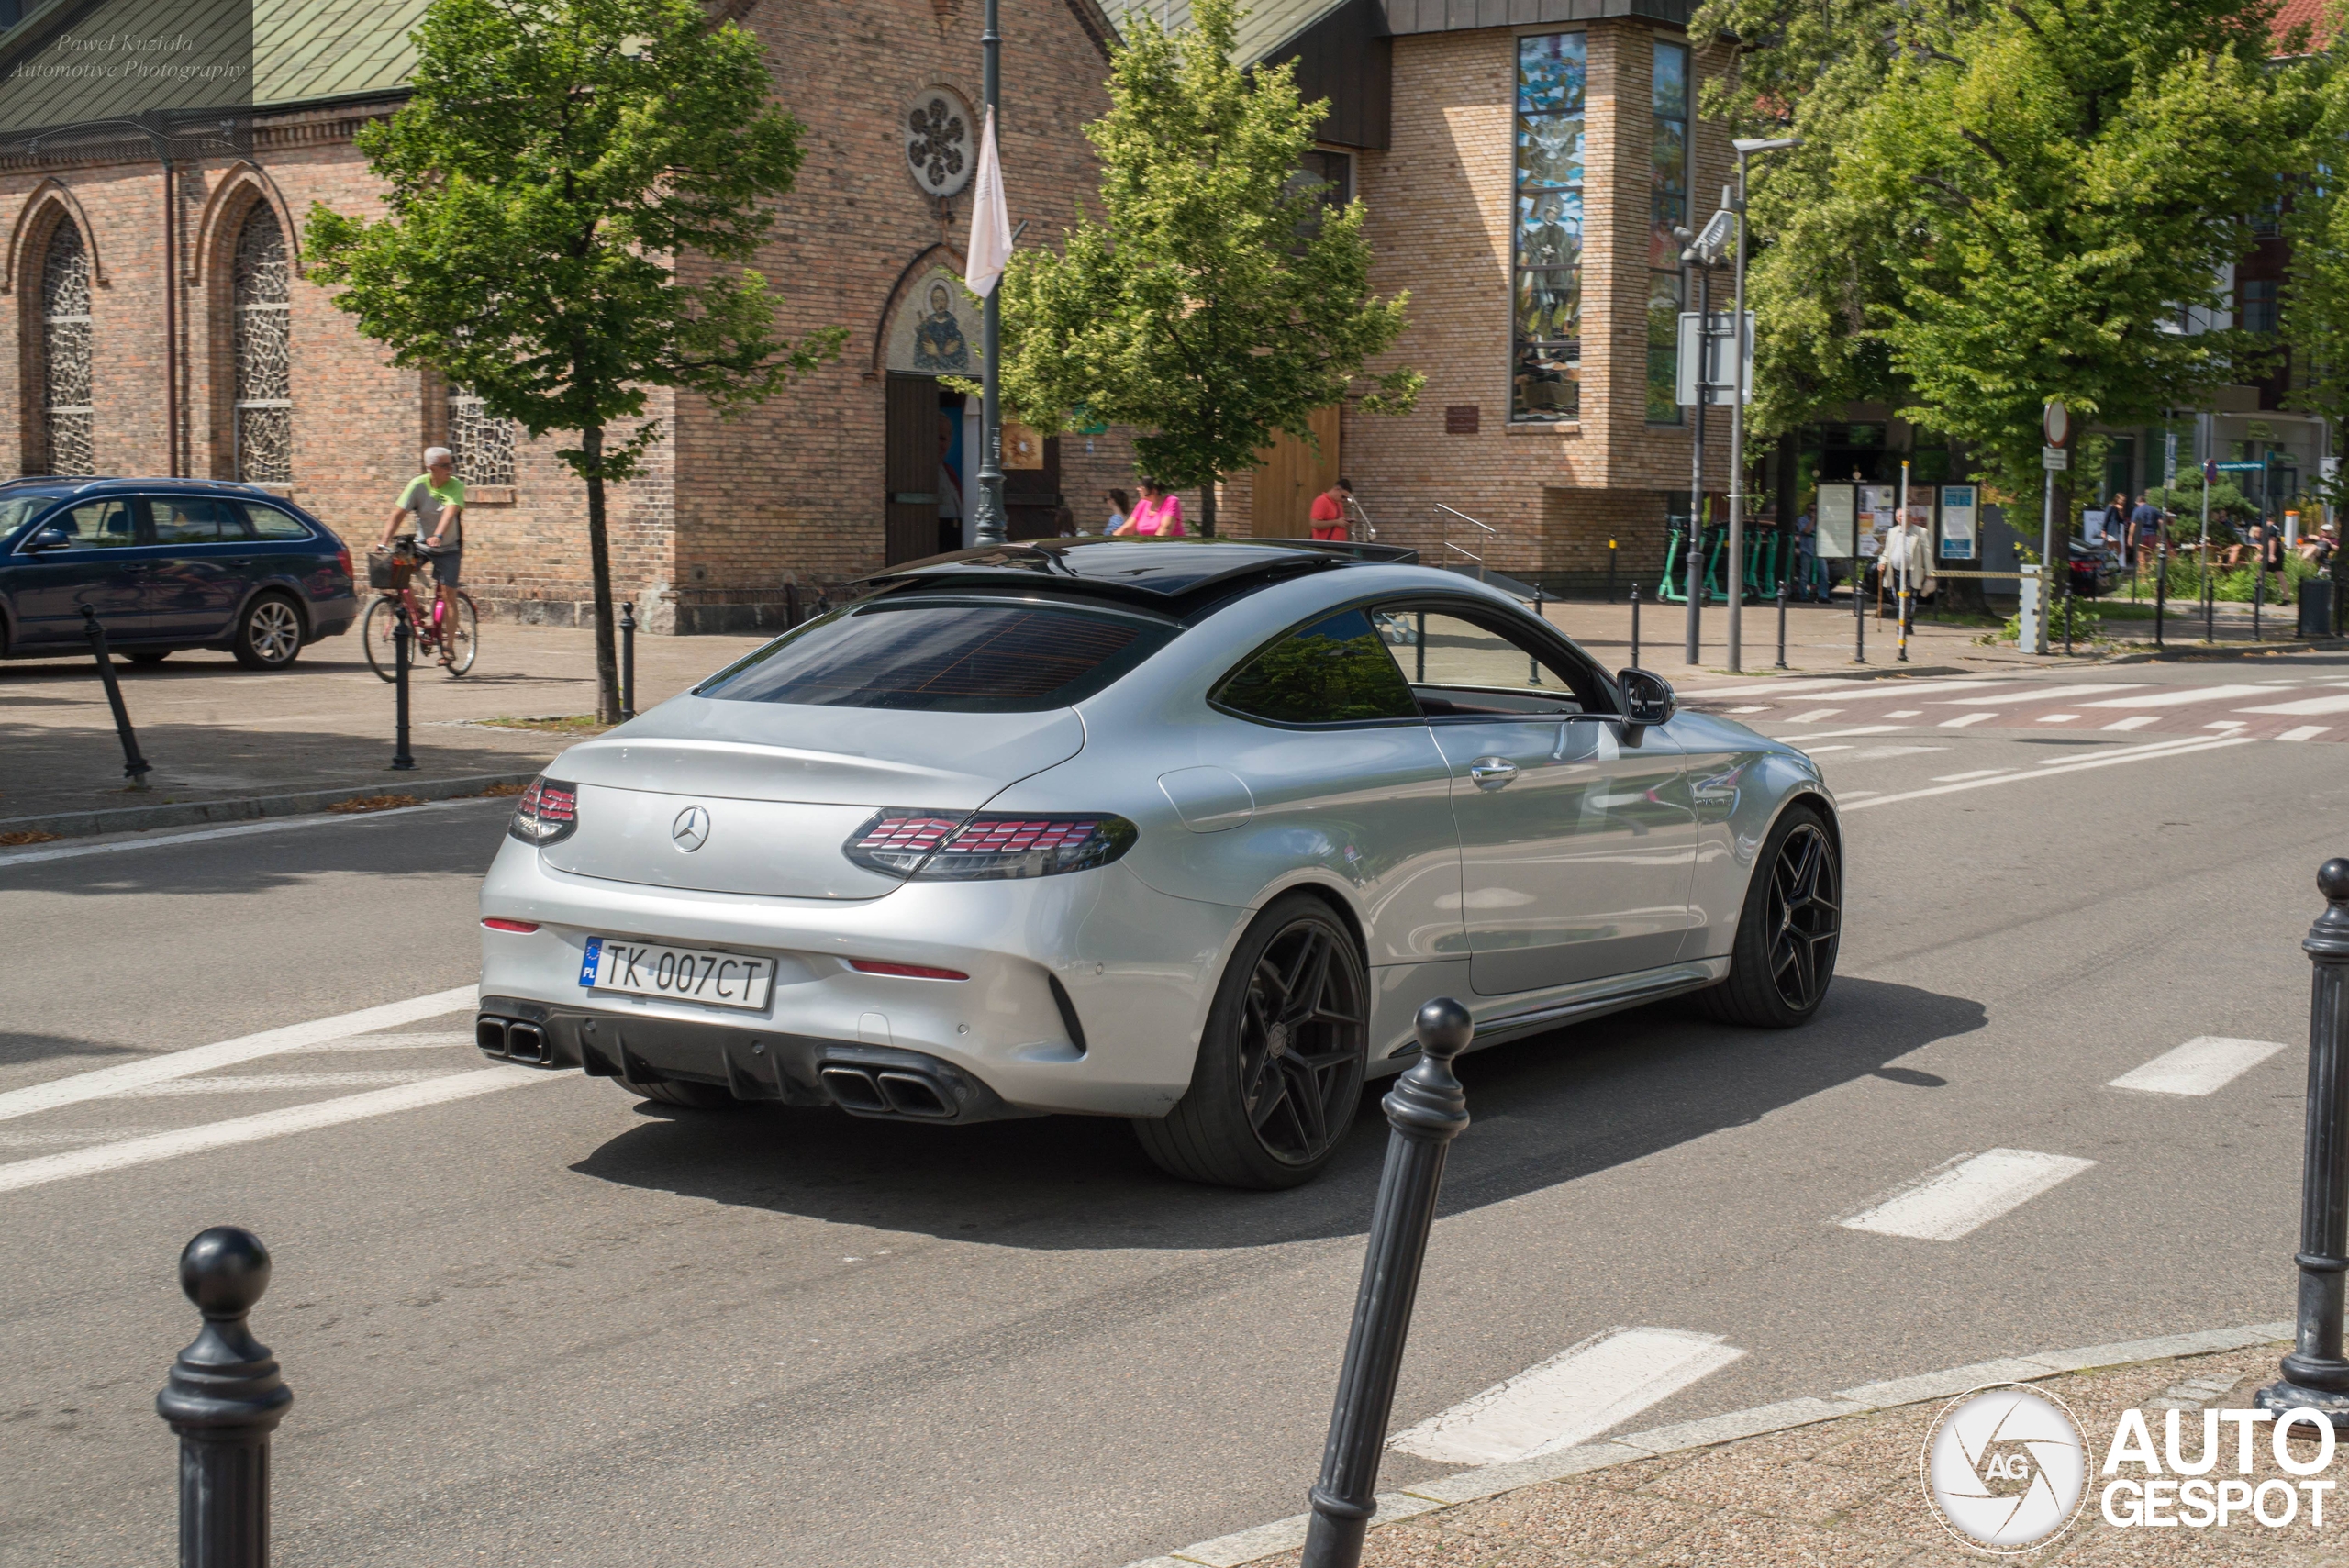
0;0;420;139
1105;0;1359;65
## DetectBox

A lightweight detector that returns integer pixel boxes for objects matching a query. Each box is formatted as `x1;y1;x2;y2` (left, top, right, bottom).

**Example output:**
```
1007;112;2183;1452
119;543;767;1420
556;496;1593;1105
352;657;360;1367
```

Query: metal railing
1432;504;1497;584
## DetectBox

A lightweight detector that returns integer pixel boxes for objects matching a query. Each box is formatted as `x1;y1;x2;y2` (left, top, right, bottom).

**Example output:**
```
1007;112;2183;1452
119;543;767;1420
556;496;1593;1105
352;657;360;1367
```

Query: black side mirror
1618;667;1676;727
19;527;71;554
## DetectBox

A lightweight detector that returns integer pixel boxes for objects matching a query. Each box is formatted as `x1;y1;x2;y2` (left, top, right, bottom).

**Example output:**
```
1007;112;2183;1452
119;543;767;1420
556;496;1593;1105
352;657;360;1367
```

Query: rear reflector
849;959;969;981
481;917;540;933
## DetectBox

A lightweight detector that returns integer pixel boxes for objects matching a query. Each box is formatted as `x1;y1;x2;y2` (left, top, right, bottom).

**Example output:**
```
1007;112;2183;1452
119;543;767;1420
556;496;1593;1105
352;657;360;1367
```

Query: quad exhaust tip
476;1016;551;1067
818;1062;955;1119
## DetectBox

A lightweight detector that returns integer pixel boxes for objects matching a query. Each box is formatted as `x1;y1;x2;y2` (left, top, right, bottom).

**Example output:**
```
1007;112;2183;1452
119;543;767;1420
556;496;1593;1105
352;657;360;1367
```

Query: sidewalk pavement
1142;1327;2346;1568
0;623;769;838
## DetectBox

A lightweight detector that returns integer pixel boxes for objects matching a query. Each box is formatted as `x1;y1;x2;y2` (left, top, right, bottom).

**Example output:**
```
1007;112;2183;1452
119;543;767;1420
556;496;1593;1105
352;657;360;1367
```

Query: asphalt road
3;653;2345;1568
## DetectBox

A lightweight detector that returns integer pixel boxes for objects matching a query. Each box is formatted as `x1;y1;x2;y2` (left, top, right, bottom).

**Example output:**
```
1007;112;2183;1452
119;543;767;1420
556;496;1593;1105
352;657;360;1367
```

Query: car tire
1133;892;1369;1190
231;593;305;671
609;1073;737;1111
1696;803;1842;1029
126;649;171;665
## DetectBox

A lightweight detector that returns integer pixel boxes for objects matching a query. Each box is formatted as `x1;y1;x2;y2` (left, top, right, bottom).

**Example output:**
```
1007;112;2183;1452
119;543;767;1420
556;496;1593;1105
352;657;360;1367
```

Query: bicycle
362;537;478;680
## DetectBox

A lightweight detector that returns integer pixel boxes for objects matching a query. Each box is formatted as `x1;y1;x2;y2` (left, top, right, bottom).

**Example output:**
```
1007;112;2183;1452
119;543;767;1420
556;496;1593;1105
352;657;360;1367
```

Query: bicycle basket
367;548;417;591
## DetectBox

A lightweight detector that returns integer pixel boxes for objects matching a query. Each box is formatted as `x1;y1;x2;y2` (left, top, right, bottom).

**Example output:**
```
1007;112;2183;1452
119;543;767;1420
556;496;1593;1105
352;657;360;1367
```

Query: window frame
148;495;255;547
1208;601;1431;731
25;494;145;553
1510;31;1588;426
238;499;320;541
1369;595;1620;721
1647;38;1692;428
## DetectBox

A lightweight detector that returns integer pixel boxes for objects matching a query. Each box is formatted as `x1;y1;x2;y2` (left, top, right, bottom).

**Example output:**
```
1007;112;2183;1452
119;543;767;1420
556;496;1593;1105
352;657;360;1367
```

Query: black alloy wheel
1765;821;1840;1013
1698;806;1841;1028
1133;894;1369;1189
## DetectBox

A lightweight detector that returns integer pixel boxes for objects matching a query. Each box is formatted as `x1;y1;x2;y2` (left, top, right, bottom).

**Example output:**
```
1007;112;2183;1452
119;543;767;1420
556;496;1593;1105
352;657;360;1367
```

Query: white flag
964;106;1013;299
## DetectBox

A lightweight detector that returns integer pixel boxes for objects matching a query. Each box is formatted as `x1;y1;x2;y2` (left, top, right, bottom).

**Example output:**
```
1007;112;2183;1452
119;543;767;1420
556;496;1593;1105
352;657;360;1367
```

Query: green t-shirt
399;473;466;550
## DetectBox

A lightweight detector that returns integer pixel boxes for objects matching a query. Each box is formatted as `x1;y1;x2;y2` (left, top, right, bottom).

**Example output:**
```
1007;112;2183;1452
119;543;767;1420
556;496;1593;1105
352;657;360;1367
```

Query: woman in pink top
1116;480;1186;538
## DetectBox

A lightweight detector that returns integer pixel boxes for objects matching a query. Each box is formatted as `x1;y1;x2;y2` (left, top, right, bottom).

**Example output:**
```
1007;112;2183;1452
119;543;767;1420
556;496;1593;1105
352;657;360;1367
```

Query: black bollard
2063;584;2075;657
80;606;152;787
1606;539;1617;603
1853;568;1865;663
619;599;639;720
390;608;417;772
2255;564;2266;643
1775;580;1788;671
1628;583;1641;670
1527;587;1543;686
156;1228;293;1568
1300;998;1474;1568
2259;861;2349;1429
2154;544;2167;651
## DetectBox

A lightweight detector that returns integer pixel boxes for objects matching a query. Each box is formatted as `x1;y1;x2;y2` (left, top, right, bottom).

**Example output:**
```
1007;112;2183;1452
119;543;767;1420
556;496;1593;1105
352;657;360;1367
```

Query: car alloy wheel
236;595;303;669
1765;821;1840;1013
1236;918;1367;1164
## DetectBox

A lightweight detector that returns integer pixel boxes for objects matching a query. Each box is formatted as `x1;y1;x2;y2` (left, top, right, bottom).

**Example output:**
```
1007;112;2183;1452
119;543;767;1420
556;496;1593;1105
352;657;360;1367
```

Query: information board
1939;485;1977;560
1815;484;1856;559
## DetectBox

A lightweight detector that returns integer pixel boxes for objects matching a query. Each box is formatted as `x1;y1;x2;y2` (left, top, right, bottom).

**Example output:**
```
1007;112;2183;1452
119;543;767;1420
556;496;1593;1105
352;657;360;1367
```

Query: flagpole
971;0;1008;549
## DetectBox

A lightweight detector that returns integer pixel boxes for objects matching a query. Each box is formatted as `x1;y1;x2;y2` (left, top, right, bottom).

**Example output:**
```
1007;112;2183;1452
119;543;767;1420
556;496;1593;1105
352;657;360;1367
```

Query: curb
0;770;540;841
1123;1320;2294;1568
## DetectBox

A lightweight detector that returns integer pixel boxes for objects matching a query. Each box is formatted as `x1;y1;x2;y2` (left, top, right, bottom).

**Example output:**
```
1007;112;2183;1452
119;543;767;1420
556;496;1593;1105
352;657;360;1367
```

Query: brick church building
0;0;1727;632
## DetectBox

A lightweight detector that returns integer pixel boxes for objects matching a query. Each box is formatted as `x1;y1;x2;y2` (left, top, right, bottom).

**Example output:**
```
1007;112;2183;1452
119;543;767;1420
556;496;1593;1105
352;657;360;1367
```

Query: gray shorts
424;548;462;587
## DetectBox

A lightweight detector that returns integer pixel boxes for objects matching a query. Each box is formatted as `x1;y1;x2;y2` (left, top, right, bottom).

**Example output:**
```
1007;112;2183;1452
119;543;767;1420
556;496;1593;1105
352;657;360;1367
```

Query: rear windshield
697;599;1173;712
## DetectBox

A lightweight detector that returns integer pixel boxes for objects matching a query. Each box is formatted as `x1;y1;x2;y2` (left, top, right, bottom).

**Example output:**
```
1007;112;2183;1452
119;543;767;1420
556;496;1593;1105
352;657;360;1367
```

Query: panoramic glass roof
870;539;1341;600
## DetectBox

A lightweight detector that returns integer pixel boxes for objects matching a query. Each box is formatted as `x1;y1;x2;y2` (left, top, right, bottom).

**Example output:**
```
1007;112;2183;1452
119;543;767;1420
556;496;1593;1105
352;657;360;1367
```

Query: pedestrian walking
1310;479;1353;542
1794;506;1824;601
1101;487;1130;537
1115;479;1186;538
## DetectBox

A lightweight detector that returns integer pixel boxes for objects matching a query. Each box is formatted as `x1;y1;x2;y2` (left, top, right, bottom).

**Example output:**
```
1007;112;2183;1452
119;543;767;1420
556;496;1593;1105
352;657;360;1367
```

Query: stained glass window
39;222;93;476
1649;40;1691;425
232;206;291;484
449;386;516;485
1512;34;1585;424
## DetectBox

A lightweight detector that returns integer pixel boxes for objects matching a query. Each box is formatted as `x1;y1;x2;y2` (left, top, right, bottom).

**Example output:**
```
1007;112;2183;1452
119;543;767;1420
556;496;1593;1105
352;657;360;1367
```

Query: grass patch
328;794;425;815
481;715;611;735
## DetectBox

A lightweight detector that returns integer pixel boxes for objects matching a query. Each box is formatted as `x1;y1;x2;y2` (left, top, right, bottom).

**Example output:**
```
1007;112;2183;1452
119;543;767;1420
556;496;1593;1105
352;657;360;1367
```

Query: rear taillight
481;917;540;933
335;546;353;582
842;810;1137;881
849;959;970;980
508;776;579;846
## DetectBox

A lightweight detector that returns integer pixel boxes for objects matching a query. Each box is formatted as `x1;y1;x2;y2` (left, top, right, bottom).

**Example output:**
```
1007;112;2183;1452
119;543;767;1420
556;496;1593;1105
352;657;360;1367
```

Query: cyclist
382;447;465;662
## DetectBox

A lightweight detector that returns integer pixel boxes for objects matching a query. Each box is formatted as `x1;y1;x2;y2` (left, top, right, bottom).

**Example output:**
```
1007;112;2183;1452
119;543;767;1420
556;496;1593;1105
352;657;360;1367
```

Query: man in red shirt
1309;478;1353;541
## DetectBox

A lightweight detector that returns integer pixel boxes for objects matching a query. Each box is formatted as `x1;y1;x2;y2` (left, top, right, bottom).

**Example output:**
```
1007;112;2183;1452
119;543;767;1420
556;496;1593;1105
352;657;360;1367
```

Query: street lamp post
971;0;1008;549
1677;208;1735;666
1724;137;1798;673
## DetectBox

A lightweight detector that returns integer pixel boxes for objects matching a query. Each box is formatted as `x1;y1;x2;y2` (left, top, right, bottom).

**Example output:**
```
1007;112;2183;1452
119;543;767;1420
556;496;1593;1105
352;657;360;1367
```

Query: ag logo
1921;1384;2087;1552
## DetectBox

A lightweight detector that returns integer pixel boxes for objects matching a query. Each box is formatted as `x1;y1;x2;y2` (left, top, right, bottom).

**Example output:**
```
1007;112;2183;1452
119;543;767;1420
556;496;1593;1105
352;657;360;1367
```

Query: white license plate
580;936;774;1011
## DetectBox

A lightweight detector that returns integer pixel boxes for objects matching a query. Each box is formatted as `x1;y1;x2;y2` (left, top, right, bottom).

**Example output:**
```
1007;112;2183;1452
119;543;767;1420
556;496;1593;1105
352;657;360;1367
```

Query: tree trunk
1198;476;1218;538
583;422;621;725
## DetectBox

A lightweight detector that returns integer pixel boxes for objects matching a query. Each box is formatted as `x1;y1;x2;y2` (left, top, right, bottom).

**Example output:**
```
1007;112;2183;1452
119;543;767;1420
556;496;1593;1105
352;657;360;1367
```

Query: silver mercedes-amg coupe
475;539;1841;1188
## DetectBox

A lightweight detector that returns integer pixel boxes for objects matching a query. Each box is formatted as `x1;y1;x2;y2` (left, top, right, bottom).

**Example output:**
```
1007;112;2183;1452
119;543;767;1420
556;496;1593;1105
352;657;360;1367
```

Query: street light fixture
1722;135;1798;673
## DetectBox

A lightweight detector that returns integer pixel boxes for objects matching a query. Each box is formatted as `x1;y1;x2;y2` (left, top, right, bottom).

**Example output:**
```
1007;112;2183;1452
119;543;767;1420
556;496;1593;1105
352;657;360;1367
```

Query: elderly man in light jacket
1882;511;1934;618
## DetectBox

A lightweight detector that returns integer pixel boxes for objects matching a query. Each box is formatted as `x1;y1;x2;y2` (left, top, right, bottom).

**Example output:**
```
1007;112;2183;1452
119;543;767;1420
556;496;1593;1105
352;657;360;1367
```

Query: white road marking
2034;734;2229;766
0;1127;161;1149
1387;1329;1746;1466
2108;1038;2287;1097
1834;790;1882;800
2280;726;2332;742
1846;745;1946;761
1807;745;1854;754
1944;684;2143;706
0;795;511;869
2203;720;2247;731
0;1069;552;1195
1884;710;1922;718
308;1030;479;1051
1842;735;2254;812
1932;769;2007;783
1788;709;1843;723
2036;714;2080;724
0;986;478;1124
1940;713;1996;728
116;1071;454;1097
1677;676;2010;700
1776;725;1909;743
2079;684;2275;709
2235;693;2349;716
1727;705;1772;714
2103;716;2159;731
1839;1150;2096;1241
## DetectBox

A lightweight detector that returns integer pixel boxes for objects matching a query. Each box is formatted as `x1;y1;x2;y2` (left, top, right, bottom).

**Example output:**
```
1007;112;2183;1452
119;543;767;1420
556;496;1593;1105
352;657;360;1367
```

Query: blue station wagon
0;478;358;669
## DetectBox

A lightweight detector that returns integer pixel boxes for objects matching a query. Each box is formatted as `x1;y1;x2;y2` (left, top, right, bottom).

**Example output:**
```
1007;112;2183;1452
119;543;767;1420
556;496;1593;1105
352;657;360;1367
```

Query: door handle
1467;757;1519;790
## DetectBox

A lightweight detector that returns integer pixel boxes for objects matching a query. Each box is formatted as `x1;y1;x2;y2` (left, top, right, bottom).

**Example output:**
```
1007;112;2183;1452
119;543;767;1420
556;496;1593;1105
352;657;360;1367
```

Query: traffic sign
2043;402;2069;445
2043;446;2069;470
2216;460;2266;473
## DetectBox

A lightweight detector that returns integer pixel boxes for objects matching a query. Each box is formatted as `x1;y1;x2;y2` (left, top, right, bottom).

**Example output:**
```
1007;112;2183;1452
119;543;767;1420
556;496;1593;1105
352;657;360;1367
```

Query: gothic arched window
231;206;291;483
39;221;93;475
448;384;515;486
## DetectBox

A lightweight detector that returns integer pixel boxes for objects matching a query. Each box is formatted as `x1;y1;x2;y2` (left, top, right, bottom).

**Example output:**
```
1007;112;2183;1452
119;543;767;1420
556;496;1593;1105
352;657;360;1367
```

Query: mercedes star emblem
671;806;711;852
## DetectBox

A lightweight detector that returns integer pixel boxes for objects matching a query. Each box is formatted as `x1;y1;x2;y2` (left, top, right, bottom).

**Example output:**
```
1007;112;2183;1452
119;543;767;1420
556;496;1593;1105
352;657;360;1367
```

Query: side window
1374;605;1610;718
152;498;249;545
1213;607;1421;726
239;502;314;540
41;497;137;550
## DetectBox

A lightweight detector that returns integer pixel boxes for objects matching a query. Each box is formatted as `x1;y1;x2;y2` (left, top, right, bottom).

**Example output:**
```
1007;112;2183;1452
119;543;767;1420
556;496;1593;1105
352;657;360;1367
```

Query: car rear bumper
476;837;1247;1117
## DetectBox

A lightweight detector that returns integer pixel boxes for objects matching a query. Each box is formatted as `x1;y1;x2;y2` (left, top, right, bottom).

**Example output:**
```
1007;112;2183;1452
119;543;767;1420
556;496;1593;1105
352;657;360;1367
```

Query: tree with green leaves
306;0;842;721
994;0;1420;535
2284;28;2349;523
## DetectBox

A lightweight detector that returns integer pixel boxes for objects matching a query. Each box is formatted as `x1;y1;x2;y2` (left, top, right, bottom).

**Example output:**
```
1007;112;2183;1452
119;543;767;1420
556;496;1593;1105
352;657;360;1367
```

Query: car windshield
0;495;61;539
697;598;1174;712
